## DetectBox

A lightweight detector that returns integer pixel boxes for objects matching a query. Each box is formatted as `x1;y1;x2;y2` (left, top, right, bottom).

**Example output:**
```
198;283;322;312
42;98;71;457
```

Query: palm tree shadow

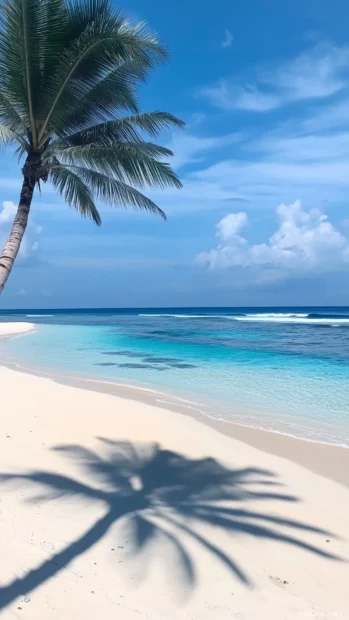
0;438;341;609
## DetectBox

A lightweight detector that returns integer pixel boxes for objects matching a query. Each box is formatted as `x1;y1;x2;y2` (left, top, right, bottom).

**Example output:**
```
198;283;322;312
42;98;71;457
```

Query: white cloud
302;98;349;133
0;201;43;264
201;83;280;112
250;131;349;162
200;43;349;112
216;212;248;240
265;44;348;100
196;200;349;279
147;128;349;215
221;29;233;48
147;175;249;216
181;121;349;210
16;288;26;296
0;200;17;224
152;54;349;217
166;131;240;169
187;113;206;128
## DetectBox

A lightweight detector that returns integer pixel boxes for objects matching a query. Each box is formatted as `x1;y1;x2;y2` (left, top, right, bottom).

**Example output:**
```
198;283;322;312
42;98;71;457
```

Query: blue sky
1;0;349;308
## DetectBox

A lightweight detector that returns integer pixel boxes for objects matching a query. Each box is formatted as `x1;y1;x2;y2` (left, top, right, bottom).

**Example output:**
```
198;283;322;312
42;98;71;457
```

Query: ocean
1;306;349;447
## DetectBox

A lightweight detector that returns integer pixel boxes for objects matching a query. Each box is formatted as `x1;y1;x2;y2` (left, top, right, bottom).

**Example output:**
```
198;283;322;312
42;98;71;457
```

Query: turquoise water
1;307;349;446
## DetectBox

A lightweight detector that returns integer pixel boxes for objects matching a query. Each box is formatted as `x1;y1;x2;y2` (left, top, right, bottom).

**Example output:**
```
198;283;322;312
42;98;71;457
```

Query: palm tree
0;0;184;294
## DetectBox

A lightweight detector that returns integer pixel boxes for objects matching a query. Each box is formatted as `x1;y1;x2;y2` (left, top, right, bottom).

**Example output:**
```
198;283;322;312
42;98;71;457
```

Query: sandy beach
0;323;348;620
0;322;34;336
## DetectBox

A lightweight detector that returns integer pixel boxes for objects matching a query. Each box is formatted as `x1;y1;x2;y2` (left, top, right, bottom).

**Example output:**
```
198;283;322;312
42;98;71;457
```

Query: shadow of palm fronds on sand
0;437;340;609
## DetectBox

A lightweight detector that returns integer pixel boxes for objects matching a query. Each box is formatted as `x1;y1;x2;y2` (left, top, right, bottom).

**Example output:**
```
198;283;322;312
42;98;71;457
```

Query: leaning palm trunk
0;173;35;293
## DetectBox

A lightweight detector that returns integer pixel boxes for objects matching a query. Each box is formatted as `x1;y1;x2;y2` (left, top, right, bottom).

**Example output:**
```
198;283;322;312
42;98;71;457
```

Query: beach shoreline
0;321;348;619
1;321;348;488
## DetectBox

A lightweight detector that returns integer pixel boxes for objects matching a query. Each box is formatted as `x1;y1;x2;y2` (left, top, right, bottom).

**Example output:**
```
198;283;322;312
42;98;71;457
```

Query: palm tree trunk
0;174;35;295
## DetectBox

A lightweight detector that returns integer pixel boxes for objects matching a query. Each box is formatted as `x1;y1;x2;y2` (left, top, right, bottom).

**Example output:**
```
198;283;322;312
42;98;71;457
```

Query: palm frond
112;112;185;138
15;141;30;160
0;123;26;148
41;0;69;87
52;141;173;158
64;0;113;38
0;0;31;126
52;143;182;189
56;112;185;146
38;9;167;142
50;165;101;224
49;59;146;137
0;93;27;135
0;0;43;145
0;0;70;144
51;164;167;219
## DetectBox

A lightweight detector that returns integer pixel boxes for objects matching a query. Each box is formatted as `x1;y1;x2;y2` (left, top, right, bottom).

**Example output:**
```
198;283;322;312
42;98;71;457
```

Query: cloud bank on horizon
196;200;349;282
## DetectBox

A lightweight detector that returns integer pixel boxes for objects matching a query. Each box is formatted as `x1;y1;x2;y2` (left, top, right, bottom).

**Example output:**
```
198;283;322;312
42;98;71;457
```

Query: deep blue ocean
1;306;349;446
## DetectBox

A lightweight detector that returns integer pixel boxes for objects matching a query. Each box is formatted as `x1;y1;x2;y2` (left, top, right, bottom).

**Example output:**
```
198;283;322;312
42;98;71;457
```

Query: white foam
26;314;54;318
138;313;223;319
210;418;349;449
139;312;349;324
138;313;168;317
245;313;309;318
171;314;221;318
233;316;349;324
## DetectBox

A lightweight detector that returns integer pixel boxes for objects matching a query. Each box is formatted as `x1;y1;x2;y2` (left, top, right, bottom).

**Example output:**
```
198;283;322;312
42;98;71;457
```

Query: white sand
0;323;348;619
0;321;34;336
